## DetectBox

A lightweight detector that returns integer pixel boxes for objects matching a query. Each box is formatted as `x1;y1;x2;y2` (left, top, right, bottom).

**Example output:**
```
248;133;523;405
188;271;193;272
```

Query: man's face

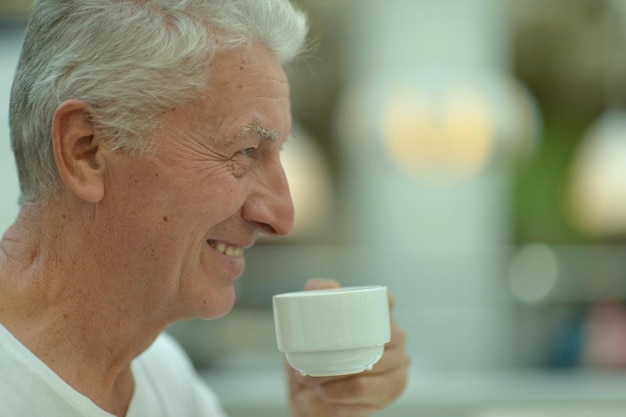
102;43;294;321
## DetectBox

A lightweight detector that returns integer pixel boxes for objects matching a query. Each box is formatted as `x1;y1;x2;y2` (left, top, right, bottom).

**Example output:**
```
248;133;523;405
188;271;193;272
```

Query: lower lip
208;244;246;279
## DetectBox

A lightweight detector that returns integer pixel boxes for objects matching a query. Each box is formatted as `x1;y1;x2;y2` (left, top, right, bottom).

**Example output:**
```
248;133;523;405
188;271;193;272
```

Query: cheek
166;174;249;227
169;154;240;195
126;153;252;229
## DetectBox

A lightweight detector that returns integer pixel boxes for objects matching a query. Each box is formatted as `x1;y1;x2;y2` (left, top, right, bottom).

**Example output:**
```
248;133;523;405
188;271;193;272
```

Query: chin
195;287;237;320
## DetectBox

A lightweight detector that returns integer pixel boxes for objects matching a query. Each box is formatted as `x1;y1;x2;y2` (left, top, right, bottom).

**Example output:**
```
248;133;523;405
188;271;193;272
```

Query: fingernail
305;278;327;290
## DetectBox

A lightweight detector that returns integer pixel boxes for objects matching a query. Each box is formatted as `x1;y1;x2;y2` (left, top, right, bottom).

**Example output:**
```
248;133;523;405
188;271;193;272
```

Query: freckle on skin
163;216;168;222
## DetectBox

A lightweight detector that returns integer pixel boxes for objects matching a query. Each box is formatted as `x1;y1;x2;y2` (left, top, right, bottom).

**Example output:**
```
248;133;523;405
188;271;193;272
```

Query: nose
242;160;295;238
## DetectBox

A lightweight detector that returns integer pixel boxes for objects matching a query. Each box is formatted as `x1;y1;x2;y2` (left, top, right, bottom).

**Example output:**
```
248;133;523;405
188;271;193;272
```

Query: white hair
9;0;309;206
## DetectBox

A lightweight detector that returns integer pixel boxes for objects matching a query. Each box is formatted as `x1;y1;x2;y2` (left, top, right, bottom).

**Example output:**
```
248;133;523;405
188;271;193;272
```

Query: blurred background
3;0;626;415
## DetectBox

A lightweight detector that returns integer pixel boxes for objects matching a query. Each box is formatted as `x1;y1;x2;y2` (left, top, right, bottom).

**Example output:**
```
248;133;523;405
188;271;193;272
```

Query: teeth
225;246;243;257
212;242;243;258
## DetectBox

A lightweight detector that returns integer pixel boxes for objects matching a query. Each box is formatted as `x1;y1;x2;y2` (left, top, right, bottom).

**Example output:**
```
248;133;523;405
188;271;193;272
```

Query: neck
0;204;166;416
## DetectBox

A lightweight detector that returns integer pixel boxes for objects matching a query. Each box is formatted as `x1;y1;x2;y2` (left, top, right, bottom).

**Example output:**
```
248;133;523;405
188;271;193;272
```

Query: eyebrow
242;123;279;141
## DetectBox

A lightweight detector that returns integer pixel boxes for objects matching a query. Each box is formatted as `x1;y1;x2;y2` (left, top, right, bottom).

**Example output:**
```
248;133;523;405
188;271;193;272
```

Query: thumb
304;278;341;291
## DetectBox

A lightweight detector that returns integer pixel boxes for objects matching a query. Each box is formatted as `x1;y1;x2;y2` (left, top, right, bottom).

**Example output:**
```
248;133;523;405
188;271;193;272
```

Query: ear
51;99;107;203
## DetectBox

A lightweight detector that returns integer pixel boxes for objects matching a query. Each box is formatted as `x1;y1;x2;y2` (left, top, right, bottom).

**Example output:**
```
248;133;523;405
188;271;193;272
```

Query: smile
208;241;244;258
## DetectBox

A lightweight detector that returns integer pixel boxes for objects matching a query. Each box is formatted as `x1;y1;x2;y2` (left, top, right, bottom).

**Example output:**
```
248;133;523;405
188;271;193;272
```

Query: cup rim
273;285;386;299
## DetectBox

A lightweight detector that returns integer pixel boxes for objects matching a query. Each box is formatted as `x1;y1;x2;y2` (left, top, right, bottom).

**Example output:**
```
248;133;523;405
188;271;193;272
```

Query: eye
240;147;256;157
229;146;259;178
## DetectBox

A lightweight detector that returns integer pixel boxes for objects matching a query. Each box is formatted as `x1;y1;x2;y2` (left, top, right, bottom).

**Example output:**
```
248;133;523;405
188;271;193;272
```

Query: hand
286;278;410;417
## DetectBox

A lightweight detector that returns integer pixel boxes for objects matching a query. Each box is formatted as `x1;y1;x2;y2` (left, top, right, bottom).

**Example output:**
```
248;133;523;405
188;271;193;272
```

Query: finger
291;385;381;417
287;340;410;417
304;277;340;291
388;291;395;311
318;364;409;407
370;321;409;373
381;319;406;352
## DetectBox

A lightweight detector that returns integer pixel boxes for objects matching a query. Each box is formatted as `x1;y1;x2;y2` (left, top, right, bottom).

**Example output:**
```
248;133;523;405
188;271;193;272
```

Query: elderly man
0;0;409;416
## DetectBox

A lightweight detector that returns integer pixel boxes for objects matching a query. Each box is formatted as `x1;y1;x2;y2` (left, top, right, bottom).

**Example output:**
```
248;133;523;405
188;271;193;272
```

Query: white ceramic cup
272;285;390;377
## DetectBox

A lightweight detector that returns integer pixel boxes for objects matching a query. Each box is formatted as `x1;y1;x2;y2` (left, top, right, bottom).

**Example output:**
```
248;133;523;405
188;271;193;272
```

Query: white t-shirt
0;324;227;417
